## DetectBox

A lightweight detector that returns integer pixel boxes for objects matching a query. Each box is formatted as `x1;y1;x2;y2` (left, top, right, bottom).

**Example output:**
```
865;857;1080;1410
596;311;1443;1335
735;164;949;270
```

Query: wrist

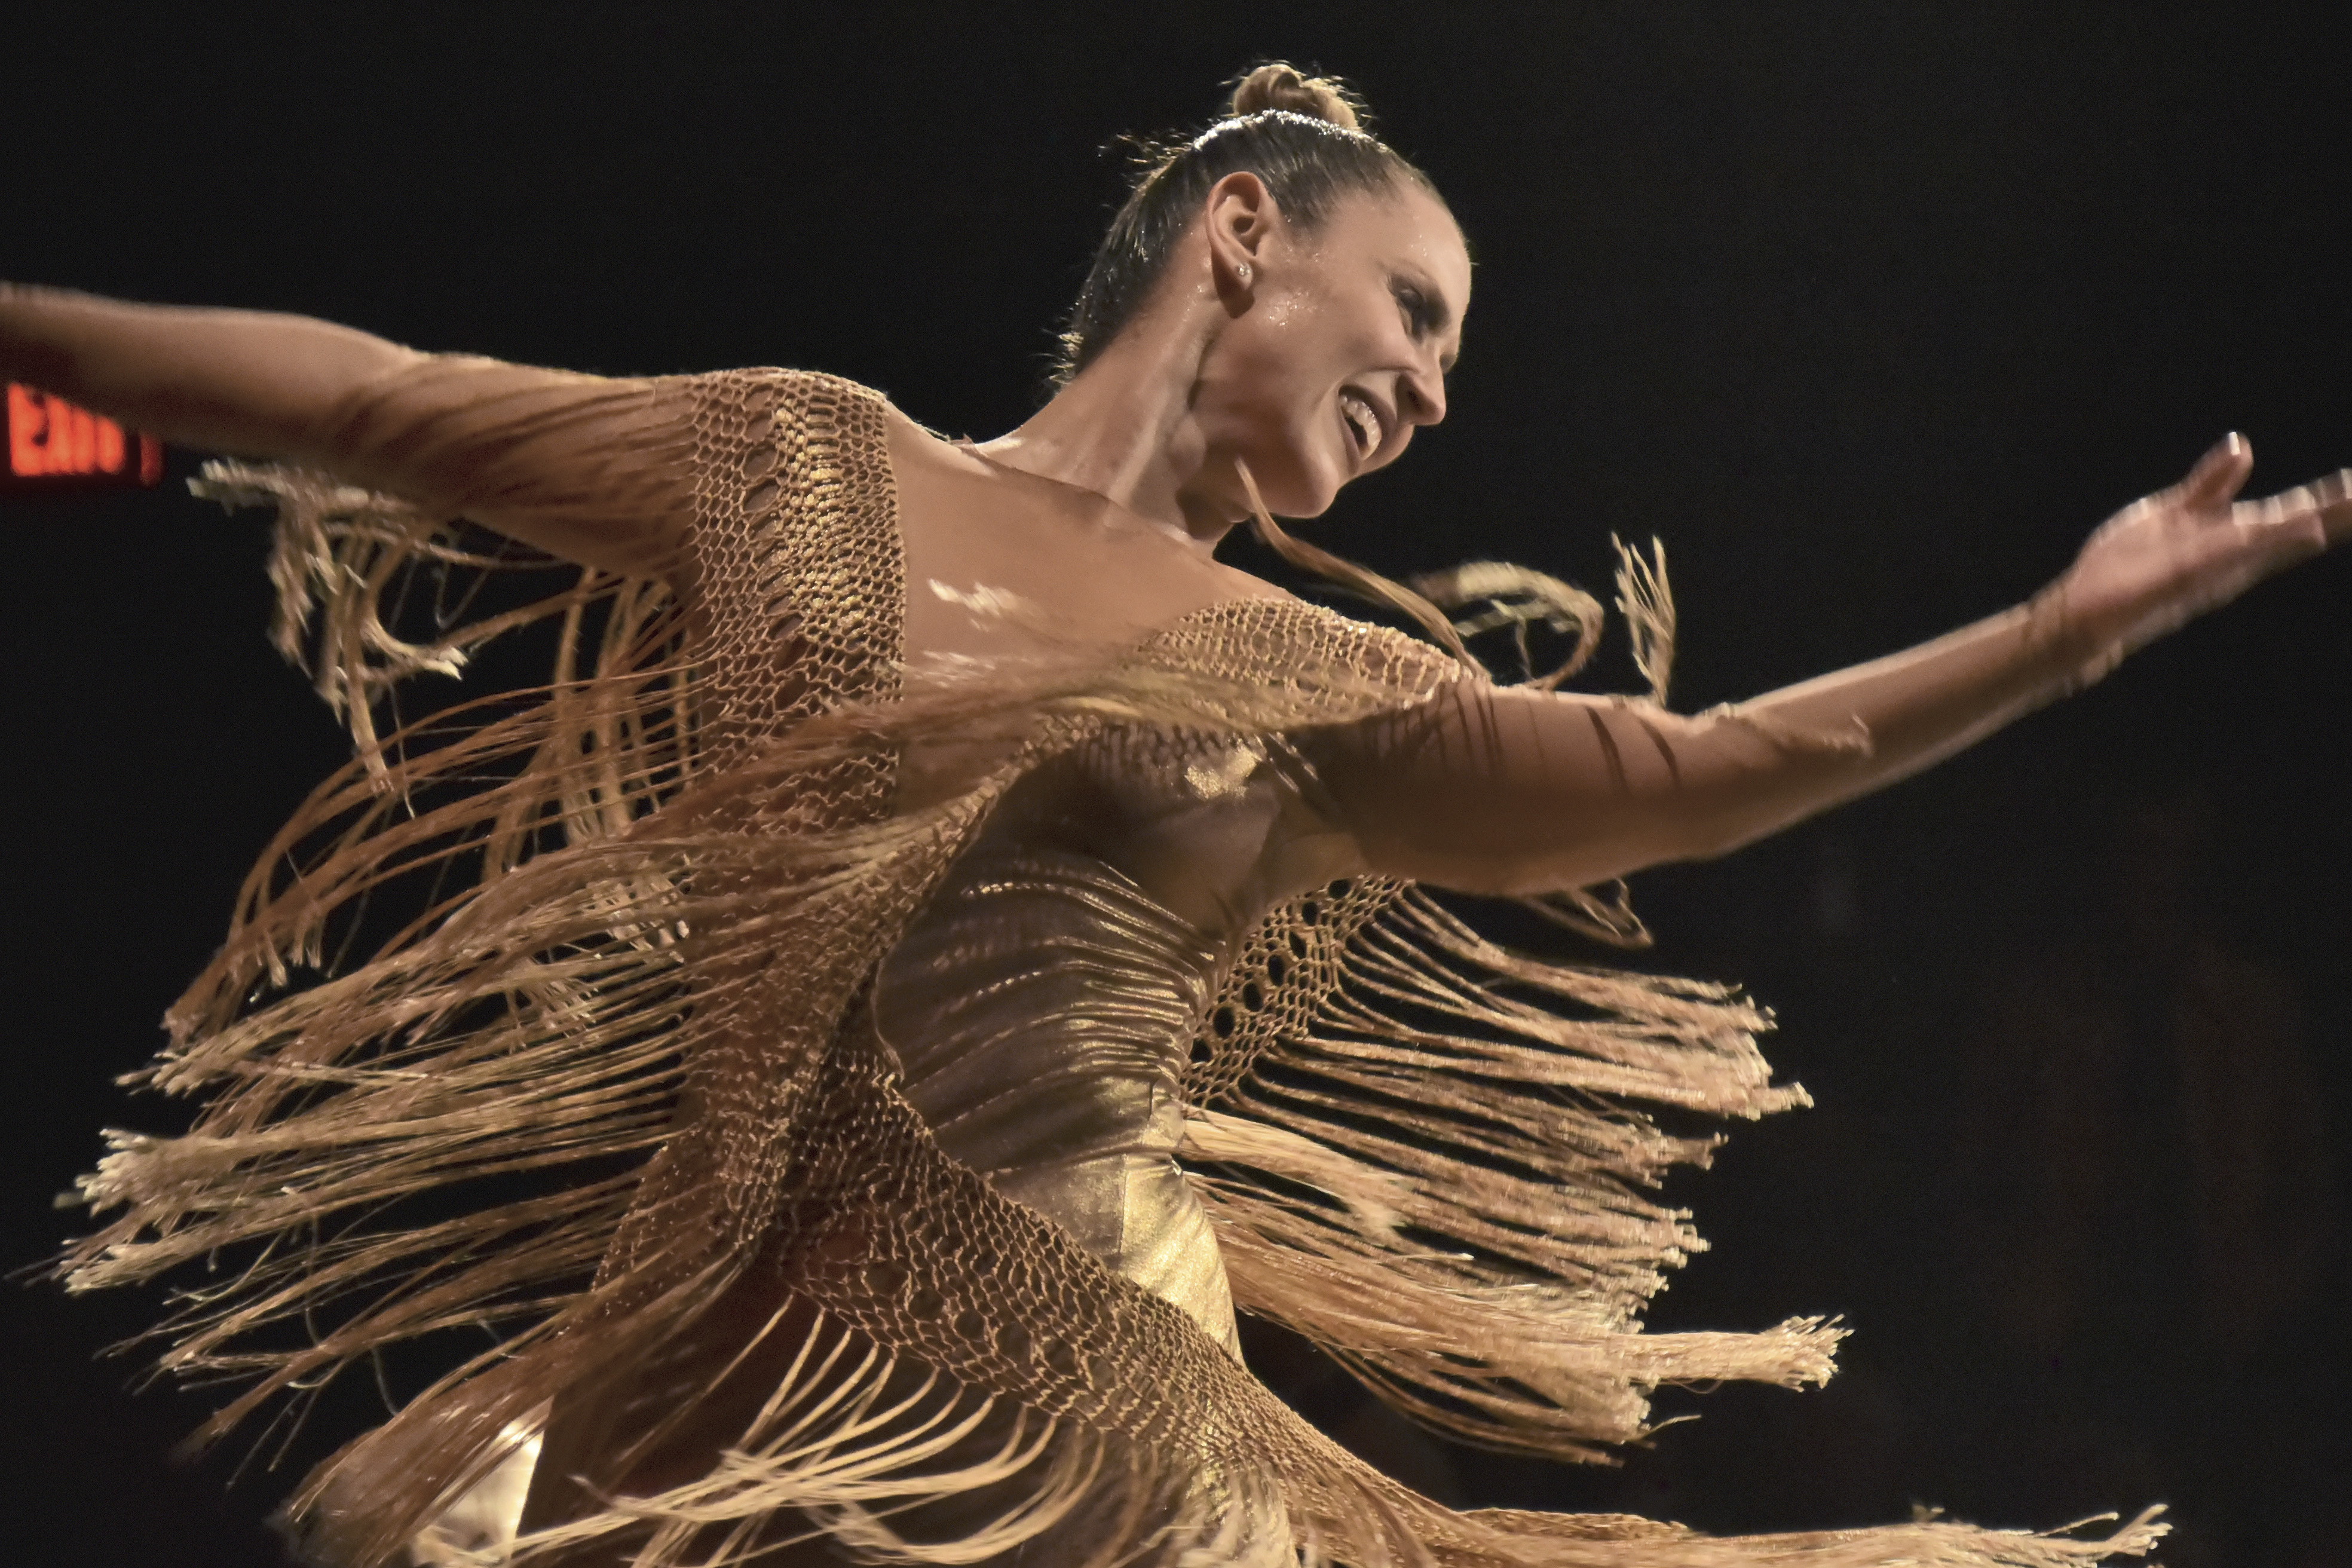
2022;577;2126;694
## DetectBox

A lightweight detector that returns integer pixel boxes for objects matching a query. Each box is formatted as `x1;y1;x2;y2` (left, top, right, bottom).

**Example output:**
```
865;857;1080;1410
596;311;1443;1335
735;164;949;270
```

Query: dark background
5;4;2348;1564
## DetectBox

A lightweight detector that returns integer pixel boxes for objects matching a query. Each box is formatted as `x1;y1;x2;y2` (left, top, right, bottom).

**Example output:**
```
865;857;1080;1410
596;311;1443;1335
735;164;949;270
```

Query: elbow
300;344;435;450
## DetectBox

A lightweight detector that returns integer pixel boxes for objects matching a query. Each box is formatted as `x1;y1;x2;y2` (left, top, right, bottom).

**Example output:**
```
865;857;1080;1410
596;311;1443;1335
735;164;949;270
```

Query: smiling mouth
1339;389;1383;460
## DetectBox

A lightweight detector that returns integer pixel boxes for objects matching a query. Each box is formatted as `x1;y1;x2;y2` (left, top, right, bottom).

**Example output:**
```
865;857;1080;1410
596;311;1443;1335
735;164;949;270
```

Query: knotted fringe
1182;885;1830;1463
492;1307;1269;1568
1410;561;1607;693
198;460;690;804
59;467;1456;1564
1612;537;1675;708
62;463;2169;1568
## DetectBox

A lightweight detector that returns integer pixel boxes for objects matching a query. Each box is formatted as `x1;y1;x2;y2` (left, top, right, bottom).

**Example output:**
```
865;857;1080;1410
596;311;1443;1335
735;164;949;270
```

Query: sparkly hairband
1189;109;1367;151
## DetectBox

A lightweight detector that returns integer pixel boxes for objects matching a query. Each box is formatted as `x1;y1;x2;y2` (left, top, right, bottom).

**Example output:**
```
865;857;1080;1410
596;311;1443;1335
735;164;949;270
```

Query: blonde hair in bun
1227;62;1367;131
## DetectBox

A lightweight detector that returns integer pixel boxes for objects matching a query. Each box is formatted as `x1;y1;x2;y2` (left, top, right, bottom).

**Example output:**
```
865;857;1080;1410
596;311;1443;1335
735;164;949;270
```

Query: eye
1391;282;1431;337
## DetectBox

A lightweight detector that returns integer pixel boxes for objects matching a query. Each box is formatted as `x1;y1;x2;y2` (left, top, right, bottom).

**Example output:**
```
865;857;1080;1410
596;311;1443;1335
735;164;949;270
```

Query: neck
972;296;1242;552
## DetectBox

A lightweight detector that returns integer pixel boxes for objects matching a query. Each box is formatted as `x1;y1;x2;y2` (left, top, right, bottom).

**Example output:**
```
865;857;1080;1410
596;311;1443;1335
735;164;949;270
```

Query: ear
1202;170;1276;308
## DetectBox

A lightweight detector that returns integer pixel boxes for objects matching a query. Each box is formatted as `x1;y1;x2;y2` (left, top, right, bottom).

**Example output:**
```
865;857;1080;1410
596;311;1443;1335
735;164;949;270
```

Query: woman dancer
6;65;2344;1568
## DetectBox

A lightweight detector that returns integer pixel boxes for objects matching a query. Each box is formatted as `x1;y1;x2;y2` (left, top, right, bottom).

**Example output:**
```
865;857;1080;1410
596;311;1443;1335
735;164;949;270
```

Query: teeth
1341;393;1380;453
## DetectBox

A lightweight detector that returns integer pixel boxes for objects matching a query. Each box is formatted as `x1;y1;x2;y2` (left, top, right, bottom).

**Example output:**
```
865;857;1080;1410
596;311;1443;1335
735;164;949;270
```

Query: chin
1247;440;1344;519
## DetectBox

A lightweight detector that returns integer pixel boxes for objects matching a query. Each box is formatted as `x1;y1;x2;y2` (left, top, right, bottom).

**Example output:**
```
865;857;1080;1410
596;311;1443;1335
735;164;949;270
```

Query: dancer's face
1192;174;1468;519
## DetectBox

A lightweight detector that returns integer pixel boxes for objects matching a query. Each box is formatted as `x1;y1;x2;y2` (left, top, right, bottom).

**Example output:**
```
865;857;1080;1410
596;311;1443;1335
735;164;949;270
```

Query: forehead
1321;183;1471;307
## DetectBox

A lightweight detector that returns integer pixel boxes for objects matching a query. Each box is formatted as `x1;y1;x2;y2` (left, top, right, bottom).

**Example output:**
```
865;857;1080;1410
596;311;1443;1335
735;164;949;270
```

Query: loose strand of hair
1232;458;1484;676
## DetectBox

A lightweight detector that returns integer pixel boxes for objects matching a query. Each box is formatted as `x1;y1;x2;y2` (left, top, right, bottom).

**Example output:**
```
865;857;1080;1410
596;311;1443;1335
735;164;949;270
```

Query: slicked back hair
1055;108;1437;384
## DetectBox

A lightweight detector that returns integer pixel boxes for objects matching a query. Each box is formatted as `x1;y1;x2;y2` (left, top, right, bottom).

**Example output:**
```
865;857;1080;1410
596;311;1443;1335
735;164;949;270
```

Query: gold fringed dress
62;368;2164;1568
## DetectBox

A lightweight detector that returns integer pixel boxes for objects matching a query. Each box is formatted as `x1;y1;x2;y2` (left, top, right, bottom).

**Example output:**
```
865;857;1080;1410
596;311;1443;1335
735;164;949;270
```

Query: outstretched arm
0;284;691;577
1309;439;2352;896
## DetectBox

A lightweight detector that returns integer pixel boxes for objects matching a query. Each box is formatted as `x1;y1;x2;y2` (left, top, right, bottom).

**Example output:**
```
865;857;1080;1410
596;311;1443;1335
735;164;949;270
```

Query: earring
1235;262;1252;285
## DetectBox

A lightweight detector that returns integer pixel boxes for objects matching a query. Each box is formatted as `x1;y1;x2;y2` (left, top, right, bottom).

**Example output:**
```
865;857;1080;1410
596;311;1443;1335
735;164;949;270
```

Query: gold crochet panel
681;368;903;771
61;369;2164;1568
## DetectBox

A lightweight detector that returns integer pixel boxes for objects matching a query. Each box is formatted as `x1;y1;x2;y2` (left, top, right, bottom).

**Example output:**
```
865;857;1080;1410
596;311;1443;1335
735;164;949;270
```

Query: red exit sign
4;384;163;492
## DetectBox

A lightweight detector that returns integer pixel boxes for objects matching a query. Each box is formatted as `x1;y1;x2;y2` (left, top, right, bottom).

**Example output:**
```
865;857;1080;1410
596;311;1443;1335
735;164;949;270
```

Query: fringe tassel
71;460;2169;1568
1183;886;1821;1460
1610;535;1675;708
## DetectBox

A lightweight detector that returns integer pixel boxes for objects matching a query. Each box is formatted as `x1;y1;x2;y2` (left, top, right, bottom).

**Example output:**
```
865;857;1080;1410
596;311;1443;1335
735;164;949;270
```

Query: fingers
2278;467;2352;549
2179;431;2254;509
2240;467;2352;561
2320;470;2352;548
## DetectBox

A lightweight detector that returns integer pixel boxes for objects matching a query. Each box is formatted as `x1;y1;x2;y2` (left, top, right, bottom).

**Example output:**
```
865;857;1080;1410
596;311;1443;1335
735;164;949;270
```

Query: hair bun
1229;63;1365;131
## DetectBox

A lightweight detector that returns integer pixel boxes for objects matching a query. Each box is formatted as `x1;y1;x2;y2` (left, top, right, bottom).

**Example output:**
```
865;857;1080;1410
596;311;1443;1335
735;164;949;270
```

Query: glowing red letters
4;383;163;489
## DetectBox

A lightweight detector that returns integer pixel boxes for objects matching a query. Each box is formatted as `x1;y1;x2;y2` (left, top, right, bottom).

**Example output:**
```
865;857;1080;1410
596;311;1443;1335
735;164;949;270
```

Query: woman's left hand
2051;434;2352;679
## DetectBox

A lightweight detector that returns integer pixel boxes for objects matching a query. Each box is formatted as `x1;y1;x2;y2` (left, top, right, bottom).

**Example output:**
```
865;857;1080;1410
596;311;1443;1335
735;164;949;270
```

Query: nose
1399;358;1447;428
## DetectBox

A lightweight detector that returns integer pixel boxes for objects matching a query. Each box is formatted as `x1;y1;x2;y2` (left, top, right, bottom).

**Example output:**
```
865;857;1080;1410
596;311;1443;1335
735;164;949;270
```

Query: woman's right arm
0;284;692;578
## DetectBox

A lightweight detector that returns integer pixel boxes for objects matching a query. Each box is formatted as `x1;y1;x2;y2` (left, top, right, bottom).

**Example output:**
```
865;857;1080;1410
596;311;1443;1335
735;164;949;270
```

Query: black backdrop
5;5;2348;1565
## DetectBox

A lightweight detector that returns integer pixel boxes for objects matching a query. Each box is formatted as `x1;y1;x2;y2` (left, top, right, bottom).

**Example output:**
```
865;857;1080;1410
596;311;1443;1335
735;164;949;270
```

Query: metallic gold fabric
880;778;1247;1353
